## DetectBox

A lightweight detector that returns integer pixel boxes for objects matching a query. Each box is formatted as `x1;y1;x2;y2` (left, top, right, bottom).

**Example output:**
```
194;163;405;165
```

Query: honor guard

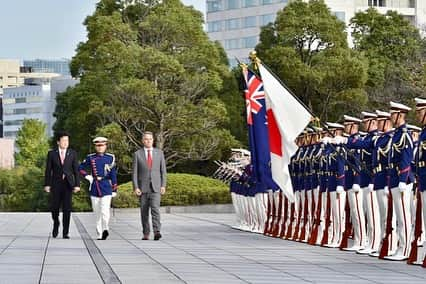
324;122;346;247
341;115;366;251
340;111;379;254
413;98;426;266
79;137;118;240
384;102;413;261
367;110;394;257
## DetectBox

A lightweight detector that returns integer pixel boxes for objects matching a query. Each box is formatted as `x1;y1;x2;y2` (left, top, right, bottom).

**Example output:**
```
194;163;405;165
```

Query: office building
206;0;426;66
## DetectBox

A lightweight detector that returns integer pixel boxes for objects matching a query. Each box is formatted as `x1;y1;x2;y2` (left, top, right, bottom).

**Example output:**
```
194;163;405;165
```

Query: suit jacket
132;148;167;193
44;148;80;189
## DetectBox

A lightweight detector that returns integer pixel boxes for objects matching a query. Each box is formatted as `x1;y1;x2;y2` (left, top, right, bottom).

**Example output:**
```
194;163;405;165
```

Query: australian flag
242;66;279;196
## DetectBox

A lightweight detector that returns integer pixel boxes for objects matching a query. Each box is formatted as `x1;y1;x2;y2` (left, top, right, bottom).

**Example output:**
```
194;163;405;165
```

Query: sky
0;0;206;61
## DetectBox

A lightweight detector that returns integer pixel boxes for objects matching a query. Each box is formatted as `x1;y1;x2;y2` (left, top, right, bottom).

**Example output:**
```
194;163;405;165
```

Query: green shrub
113;173;231;208
0;167;91;212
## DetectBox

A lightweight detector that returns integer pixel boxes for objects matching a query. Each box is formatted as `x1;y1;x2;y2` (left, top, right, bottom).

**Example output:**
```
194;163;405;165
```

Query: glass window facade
261;14;276;26
242;0;257;7
243;16;257;28
208;21;222;32
334;11;345;22
243;36;258;48
225;0;240;9
225;18;240;30
207;0;222;12
225;38;240;49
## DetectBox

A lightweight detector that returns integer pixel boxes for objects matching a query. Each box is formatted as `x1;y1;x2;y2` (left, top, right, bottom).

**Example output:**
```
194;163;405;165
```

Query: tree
15;119;49;168
54;0;238;172
350;8;426;107
256;0;368;121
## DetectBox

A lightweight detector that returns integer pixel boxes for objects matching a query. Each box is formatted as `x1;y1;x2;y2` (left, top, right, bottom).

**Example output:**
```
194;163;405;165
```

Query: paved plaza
1;210;425;284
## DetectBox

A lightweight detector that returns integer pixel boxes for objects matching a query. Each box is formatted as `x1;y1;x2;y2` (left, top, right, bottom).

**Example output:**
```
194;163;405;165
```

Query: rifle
279;196;289;238
292;192;303;240
407;187;422;264
339;193;352;250
285;202;295;239
308;190;323;245
272;191;283;237
299;190;309;241
263;191;272;235
379;190;393;259
321;192;331;246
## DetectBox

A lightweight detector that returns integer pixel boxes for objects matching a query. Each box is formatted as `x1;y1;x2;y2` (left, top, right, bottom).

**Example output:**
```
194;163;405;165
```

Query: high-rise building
2;76;78;139
23;59;71;76
206;0;426;66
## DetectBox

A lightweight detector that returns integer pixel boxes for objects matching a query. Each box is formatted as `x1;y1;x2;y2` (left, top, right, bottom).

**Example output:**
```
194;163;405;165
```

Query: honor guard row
229;99;426;268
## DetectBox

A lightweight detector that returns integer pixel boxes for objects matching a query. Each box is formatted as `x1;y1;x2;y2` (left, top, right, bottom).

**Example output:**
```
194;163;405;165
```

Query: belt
388;163;399;171
373;164;386;174
418;161;426;168
96;176;107;181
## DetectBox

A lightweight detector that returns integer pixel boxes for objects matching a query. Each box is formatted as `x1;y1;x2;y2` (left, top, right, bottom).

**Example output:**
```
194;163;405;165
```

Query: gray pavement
1;211;425;284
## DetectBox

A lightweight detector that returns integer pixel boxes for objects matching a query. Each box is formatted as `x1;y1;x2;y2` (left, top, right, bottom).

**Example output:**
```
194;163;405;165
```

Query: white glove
333;135;348;144
85;175;94;184
352;184;361;193
112;192;117;198
336;186;344;194
367;183;374;192
398;182;407;192
321;137;332;144
384;186;389;196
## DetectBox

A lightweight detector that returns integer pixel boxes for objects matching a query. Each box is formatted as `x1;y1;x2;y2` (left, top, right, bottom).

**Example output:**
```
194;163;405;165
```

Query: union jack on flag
243;68;265;125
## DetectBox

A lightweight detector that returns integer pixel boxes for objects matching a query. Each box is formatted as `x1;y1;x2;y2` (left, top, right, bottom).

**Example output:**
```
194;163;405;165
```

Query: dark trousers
50;179;72;236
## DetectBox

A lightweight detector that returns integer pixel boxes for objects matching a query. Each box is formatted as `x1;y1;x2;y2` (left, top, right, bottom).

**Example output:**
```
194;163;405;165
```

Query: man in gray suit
132;132;167;240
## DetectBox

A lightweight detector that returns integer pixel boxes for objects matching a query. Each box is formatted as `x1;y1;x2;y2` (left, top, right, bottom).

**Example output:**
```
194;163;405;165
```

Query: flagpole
245;51;366;176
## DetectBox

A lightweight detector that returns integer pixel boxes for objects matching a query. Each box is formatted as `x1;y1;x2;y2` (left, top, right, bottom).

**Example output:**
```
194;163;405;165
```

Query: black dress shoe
102;230;109;240
154;232;162;241
63;235;70;239
52;223;59;238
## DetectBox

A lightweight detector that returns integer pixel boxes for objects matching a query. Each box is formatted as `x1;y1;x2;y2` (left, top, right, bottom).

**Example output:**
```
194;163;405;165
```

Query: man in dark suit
132;131;167;240
44;131;80;239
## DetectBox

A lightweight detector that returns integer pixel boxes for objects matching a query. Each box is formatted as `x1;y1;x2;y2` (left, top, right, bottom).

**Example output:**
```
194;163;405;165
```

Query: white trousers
91;195;112;238
348;189;367;248
330;191;346;245
390;186;412;256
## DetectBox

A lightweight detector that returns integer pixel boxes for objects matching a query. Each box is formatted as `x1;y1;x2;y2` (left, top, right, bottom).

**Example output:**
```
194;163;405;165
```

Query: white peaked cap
375;110;391;118
415;97;426;109
92;136;108;144
343;115;362;123
407;124;421;132
390;101;411;113
326;122;344;129
361;111;377;119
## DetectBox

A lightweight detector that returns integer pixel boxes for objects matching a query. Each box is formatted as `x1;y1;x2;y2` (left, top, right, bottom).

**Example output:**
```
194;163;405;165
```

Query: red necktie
147;150;152;169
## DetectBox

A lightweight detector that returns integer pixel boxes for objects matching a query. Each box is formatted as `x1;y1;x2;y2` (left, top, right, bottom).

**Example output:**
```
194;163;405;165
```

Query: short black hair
56;131;70;142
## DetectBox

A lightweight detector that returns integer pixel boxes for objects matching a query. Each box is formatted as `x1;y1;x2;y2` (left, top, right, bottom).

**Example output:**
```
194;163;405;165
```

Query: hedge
113;173;231;208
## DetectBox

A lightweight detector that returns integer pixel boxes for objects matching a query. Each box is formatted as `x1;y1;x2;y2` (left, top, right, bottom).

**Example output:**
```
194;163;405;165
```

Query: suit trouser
140;188;161;235
390;186;412;256
50;180;72;236
91;195;112;238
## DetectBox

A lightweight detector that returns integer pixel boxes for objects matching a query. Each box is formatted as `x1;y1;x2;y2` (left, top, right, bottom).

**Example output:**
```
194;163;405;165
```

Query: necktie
147;150;152;169
60;150;65;165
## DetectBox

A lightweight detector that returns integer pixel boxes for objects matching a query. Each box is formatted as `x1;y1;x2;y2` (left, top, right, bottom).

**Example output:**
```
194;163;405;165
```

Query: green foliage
14;119;49;168
54;0;240;173
0;167;91;212
113;173;231;208
256;0;368;121
350;8;426;108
